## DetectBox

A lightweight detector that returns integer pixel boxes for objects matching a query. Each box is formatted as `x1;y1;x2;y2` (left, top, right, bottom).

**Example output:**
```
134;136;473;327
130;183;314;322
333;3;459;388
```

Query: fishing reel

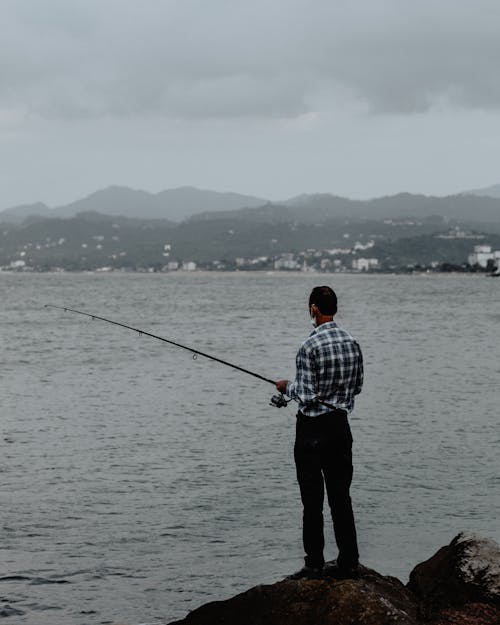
270;393;291;408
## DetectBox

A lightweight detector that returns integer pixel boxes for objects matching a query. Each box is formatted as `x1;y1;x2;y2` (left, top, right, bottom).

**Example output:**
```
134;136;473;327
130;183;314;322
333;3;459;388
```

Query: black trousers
294;410;359;569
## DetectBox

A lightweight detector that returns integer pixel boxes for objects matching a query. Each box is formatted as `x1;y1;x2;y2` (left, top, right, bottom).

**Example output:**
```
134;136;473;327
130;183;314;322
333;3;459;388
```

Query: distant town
3;230;500;275
1;186;500;275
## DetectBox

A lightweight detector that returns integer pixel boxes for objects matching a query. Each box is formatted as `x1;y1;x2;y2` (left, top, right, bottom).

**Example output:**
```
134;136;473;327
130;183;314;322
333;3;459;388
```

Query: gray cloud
1;0;500;120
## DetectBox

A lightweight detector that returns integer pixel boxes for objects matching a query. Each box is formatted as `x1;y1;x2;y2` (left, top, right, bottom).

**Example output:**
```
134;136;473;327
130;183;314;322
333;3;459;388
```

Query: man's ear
310;304;318;316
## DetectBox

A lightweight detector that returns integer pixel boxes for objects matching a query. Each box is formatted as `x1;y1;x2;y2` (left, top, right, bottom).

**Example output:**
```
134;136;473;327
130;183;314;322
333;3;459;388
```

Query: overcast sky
1;0;500;209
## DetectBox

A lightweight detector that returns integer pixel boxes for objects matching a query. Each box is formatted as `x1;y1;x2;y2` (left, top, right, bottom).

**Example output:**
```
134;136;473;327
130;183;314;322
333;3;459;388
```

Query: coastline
0;268;493;276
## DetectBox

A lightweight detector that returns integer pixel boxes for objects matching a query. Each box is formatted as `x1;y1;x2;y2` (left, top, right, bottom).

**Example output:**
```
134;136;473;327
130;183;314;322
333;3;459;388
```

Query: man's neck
316;315;334;327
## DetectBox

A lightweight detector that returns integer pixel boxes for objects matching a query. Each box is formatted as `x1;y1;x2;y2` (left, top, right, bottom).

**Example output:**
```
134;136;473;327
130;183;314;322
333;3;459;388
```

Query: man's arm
354;343;364;396
276;344;318;404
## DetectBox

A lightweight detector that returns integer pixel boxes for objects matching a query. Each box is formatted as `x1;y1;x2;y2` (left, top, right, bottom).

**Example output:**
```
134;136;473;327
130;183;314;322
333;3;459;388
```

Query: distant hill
462;183;500;199
190;192;500;223
286;192;500;221
0;186;267;223
0;202;52;222
2;187;500;225
3;209;500;271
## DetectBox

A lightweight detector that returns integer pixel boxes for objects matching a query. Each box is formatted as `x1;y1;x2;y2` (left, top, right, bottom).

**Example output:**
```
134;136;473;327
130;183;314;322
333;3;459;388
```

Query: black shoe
286;565;323;580
323;561;359;579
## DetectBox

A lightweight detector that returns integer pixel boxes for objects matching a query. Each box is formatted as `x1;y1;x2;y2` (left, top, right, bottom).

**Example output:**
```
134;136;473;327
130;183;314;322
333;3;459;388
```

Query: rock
167;534;500;625
428;602;500;625
167;565;419;625
408;532;500;615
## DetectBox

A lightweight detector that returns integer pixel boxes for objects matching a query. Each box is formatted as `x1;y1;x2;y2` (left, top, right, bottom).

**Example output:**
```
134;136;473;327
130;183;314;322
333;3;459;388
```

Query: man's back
286;321;363;417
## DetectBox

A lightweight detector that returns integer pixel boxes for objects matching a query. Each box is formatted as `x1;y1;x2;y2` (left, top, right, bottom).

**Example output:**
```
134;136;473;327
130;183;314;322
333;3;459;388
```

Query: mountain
52;186;159;220
462;183;500;198
0;186;267;223
190;192;500;223
286;192;500;221
154;187;267;217
3;188;500;225
3;207;500;271
0;202;52;223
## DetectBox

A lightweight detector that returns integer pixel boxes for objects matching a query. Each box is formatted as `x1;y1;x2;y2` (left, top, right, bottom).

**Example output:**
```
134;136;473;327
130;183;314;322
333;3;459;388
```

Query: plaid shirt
286;321;363;416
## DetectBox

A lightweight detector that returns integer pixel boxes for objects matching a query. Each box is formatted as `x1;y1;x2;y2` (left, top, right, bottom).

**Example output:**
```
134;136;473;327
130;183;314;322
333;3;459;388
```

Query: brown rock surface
429;602;500;625
167;534;500;625
168;565;418;625
408;532;500;615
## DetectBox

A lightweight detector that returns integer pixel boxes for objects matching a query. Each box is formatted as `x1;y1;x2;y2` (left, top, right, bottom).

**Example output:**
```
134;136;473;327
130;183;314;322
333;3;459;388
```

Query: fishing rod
45;304;338;411
45;303;277;382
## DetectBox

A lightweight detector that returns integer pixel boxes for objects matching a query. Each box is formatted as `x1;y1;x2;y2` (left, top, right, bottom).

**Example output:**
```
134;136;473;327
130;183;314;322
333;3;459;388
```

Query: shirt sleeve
285;343;319;405
354;342;364;395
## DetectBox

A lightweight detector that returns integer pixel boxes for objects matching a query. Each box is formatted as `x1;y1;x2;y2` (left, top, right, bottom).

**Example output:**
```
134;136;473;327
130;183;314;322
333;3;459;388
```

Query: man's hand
276;379;288;394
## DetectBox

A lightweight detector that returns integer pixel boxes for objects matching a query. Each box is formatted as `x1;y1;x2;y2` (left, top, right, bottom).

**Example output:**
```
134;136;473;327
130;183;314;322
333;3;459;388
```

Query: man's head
309;286;337;326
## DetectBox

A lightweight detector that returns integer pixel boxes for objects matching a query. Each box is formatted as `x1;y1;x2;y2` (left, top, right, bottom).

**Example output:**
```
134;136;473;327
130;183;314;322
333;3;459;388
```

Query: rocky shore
167;533;500;625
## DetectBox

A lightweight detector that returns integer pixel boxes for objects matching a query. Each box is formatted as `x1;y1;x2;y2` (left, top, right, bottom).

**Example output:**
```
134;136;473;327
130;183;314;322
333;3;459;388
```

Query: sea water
1;272;499;624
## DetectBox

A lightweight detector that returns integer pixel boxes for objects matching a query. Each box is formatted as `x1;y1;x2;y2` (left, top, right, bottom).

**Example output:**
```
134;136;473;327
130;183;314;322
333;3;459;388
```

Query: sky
1;0;500;210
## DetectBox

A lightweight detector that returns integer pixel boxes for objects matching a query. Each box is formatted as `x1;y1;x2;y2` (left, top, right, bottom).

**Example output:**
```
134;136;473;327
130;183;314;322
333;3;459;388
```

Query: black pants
294;410;359;569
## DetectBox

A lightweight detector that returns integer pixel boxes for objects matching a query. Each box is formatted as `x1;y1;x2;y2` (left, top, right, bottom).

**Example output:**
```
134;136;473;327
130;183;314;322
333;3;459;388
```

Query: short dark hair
309;286;337;316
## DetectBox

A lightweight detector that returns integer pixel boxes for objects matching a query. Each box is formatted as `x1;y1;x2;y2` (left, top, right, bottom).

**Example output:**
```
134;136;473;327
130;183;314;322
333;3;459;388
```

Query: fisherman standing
276;286;363;580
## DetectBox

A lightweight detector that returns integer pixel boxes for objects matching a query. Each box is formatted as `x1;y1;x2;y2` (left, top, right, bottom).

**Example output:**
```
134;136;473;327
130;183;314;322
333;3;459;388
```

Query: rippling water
1;272;499;624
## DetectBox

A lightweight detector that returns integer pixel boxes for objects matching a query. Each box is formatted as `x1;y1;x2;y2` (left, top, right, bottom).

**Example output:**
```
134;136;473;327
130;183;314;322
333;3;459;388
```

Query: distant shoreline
0;269;492;277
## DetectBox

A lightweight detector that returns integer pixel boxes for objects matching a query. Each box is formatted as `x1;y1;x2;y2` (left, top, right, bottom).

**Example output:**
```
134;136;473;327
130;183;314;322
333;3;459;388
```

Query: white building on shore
352;257;379;271
274;254;300;270
468;245;500;268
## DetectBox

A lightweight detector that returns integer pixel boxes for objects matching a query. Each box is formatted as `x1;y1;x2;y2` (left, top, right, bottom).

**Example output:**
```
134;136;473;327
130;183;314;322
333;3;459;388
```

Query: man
276;285;363;580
